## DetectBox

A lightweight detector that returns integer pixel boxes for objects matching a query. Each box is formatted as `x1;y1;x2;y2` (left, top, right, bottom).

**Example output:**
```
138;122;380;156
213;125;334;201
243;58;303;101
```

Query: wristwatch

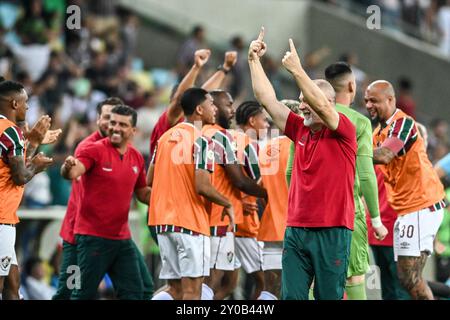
217;65;230;74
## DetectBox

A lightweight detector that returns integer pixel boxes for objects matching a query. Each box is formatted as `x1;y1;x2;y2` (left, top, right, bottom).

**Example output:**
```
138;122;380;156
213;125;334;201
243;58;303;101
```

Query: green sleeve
437;199;450;256
356;117;380;219
356;117;373;158
357;154;380;219
286;141;295;186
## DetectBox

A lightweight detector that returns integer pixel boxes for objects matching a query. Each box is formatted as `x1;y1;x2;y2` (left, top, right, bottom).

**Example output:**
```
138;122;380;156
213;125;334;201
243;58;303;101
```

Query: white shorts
234;237;264;274
210;232;235;271
262;241;283;271
157;232;210;279
0;225;17;277
394;208;444;261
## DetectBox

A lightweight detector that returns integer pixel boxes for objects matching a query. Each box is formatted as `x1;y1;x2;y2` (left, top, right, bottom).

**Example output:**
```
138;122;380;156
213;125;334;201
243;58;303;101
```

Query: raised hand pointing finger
288;38;297;55
248;27;267;60
282;38;302;75
257;26;265;42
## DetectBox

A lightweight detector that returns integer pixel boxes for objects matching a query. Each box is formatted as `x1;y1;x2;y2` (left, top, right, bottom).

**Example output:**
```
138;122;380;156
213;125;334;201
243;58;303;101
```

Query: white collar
182;121;195;129
385;108;399;125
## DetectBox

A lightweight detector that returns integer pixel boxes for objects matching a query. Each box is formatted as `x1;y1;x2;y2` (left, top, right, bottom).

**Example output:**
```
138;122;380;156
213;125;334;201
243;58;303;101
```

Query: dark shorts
132;241;154;299
71;235;144;300
281;226;352;300
53;241;78;300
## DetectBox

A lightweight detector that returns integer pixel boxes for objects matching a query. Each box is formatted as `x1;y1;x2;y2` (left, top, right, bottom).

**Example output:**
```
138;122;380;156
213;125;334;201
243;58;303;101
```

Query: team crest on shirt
227;251;234;263
231;141;238;153
207;150;215;160
1;256;11;271
132;166;138;174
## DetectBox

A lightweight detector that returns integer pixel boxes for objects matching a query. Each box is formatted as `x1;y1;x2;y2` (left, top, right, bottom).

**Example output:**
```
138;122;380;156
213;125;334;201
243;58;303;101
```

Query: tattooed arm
374;118;416;165
373;147;396;164
397;253;434;300
1;122;53;185
9;153;53;186
9;156;35;185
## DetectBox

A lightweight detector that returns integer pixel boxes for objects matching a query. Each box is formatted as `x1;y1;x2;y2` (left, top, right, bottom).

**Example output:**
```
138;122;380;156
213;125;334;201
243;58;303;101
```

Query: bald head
313;79;336;103
365;80;397;123
367;80;395;98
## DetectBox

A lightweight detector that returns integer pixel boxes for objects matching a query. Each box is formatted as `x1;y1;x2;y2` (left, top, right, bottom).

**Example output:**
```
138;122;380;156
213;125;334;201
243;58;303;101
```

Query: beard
217;114;230;129
303;116;313;127
99;127;109;137
370;114;381;126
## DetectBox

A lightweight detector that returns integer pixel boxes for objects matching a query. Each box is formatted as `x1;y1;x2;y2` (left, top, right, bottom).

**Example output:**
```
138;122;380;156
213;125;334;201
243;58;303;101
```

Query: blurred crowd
1;0;449;299
322;0;450;56
1;0;177;207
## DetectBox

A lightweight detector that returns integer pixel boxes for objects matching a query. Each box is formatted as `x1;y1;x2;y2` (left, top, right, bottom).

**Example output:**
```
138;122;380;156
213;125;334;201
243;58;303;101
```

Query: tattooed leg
397;253;433;300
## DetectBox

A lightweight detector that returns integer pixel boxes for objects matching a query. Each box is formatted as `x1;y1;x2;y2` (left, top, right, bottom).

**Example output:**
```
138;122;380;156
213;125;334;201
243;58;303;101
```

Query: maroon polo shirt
75;138;147;240
60;130;103;244
284;111;357;230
